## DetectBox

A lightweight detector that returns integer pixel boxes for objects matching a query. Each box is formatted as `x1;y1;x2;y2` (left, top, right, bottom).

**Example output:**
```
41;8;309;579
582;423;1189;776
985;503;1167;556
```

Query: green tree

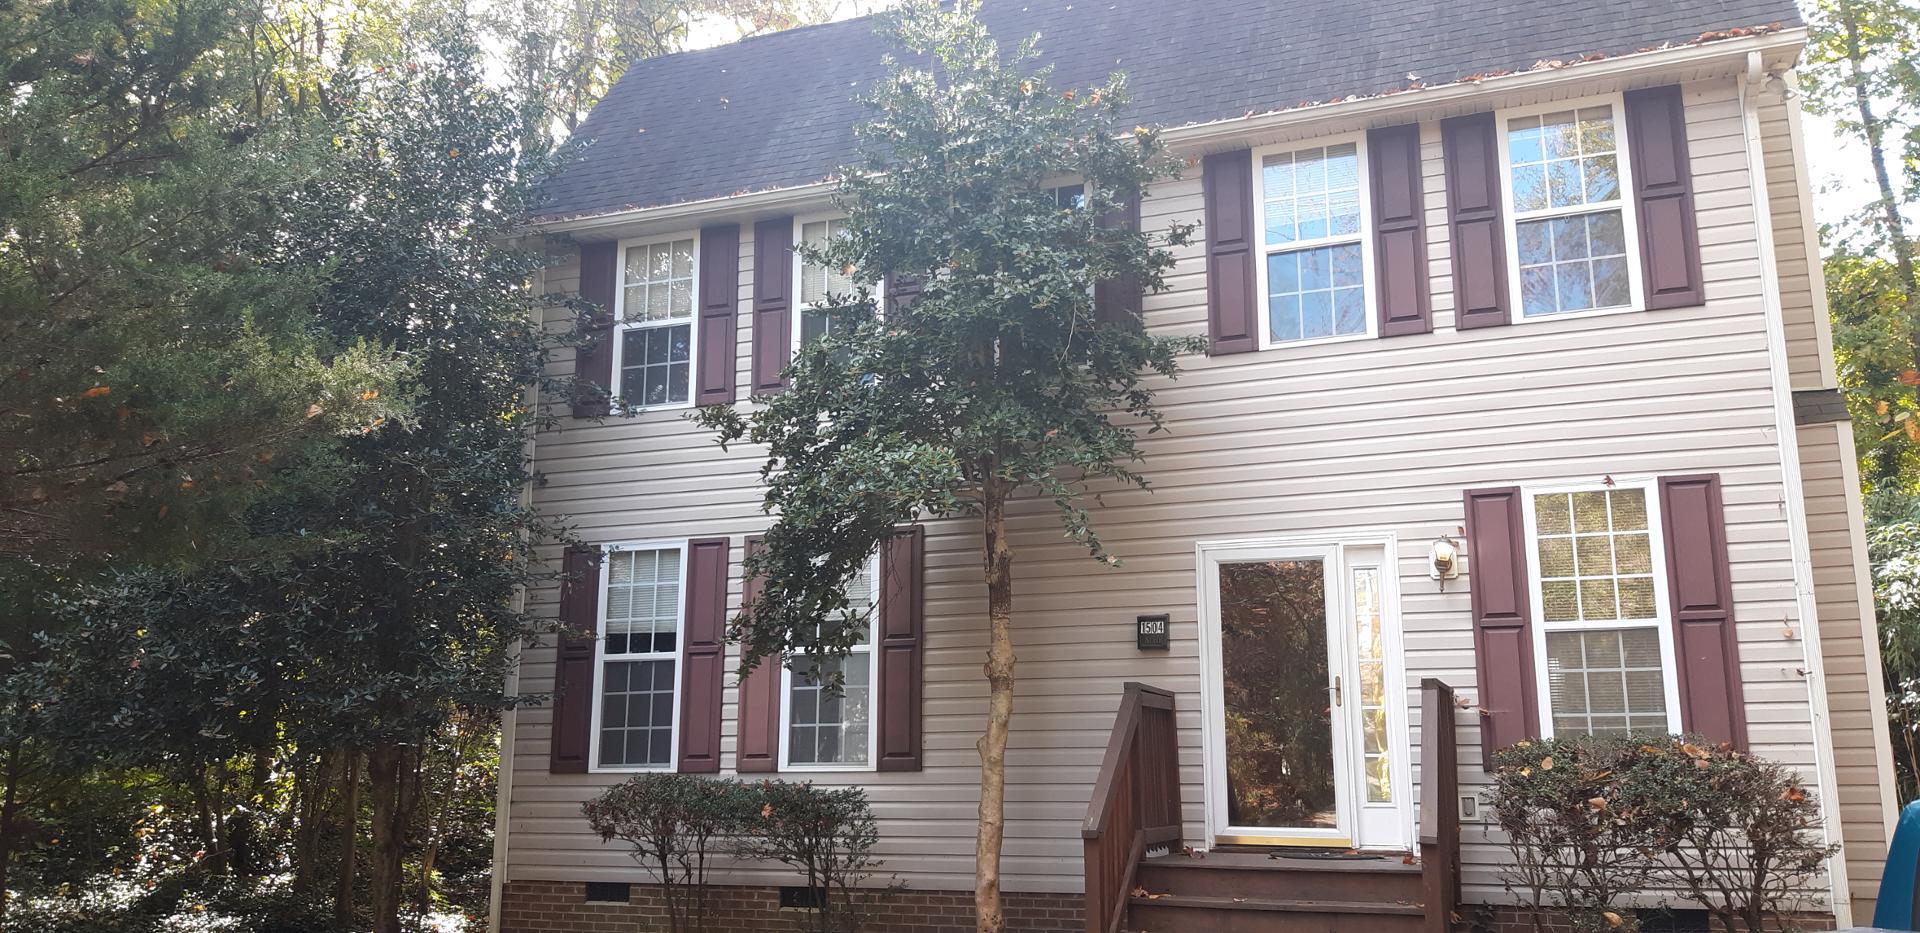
0;0;406;918
0;0;403;566
1804;0;1920;400
26;14;570;931
1829;251;1918;484
697;3;1198;929
491;0;841;142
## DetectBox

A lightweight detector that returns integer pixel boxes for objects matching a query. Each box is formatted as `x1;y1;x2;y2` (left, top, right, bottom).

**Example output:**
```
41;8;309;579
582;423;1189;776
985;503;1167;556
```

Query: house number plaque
1136;614;1170;651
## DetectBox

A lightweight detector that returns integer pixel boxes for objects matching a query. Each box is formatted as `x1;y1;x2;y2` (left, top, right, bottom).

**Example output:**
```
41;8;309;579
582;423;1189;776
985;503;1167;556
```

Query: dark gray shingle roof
536;0;1801;221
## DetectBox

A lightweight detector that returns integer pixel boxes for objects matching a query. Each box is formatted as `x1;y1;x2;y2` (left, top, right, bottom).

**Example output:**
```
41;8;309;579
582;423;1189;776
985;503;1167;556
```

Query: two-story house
491;1;1898;930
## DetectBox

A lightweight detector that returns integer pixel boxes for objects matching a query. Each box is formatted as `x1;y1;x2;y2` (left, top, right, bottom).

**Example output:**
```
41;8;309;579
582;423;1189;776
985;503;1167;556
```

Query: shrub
583;775;899;933
739;782;899;933
1635;740;1839;932
1488;735;1669;933
582;773;759;933
1487;735;1839;933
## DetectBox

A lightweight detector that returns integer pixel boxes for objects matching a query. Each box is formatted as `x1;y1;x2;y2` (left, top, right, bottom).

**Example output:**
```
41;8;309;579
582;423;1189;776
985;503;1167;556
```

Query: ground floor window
782;552;880;769
596;545;685;769
1523;482;1682;737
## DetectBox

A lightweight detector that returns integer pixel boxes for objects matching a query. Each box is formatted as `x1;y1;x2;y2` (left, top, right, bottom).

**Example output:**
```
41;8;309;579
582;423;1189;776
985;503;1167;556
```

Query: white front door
1198;537;1413;851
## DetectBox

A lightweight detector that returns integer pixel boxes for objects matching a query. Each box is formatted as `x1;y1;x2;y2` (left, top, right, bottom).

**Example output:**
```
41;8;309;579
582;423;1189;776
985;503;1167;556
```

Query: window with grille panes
780;552;880;769
1252;139;1373;346
614;237;696;408
1499;100;1641;318
792;219;859;348
595;546;684;769
1524;484;1681;738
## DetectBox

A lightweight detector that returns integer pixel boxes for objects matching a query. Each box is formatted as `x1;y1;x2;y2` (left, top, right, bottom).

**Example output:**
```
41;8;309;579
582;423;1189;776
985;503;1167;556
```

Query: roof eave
527;25;1807;238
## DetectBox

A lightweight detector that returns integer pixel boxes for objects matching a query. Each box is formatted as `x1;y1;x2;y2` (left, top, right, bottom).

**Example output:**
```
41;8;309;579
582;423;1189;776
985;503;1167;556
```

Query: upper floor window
781;552;880;770
1050;182;1087;211
796;217;855;349
595;544;686;769
613;236;697;409
1499;100;1642;319
1252;139;1374;347
1522;482;1680;738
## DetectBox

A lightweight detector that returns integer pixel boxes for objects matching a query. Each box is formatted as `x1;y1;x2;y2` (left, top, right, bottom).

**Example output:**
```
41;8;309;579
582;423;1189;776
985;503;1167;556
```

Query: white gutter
1739;49;1852;927
531;28;1807;238
536;175;839;235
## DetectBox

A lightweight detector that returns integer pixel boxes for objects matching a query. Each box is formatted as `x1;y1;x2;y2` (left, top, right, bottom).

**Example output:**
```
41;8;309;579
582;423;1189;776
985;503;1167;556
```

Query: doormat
1268;849;1382;861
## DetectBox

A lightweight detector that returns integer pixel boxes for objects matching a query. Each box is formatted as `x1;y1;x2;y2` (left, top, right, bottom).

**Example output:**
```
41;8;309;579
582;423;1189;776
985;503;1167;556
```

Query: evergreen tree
28;14;571;930
0;0;403;566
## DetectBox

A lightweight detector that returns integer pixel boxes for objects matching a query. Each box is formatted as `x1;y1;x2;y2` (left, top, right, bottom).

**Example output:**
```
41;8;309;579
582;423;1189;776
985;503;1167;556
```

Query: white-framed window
1496;96;1644;320
611;234;698;410
1049;182;1088;211
779;552;881;770
1521;480;1683;738
591;543;687;771
792;216;885;353
1251;136;1375;348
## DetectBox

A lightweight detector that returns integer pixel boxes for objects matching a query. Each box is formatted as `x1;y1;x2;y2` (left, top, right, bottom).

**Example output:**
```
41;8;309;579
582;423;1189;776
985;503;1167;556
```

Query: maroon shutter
695;225;740;406
751;217;794;394
549;546;602;773
1203;150;1258;355
1463;487;1540;769
1368;123;1432;336
572;242;619;416
734;535;780;772
876;526;925;771
1624;85;1705;310
1441;113;1512;330
1658;475;1748;749
1094;193;1143;326
885;273;924;316
677;537;729;773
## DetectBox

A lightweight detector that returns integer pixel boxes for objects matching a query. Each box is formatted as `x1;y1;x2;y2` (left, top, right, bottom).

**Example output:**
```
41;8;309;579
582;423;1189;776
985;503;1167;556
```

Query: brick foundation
498;880;1084;932
500;882;1843;933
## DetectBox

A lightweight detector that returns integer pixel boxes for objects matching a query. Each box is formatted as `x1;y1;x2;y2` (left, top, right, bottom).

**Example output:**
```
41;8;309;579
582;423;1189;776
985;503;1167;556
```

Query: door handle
1332;675;1343;707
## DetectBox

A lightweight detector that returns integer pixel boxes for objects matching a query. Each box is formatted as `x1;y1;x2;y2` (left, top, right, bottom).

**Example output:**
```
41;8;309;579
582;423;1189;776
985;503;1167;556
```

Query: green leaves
698;0;1201;679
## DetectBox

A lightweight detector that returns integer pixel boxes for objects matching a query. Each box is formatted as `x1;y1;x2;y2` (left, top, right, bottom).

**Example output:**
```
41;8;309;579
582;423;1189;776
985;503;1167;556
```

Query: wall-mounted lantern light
1430;534;1461;590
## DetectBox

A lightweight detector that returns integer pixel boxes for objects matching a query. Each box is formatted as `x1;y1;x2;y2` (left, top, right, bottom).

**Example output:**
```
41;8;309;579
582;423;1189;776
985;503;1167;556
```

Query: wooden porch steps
1123;851;1429;932
1082;680;1459;933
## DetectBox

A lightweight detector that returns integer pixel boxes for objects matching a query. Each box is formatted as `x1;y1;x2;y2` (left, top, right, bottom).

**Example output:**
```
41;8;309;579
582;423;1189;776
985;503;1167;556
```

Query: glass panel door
1214;556;1347;841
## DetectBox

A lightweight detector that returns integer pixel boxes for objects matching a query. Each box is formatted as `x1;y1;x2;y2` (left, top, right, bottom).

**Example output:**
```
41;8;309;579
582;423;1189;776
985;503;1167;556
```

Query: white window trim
777;550;882;773
609;232;700;413
791;214;884;356
1518;477;1685;739
588;539;689;774
1249;131;1379;350
1493;93;1648;324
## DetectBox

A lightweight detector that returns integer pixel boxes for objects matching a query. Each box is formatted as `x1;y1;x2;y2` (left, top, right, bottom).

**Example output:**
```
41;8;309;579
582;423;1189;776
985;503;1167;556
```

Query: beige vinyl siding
1799;420;1896;920
506;77;1834;908
1760;91;1838;391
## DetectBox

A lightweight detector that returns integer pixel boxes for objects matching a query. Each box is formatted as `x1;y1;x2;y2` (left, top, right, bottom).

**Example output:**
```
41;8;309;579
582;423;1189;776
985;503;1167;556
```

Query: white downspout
1739;50;1852;926
488;257;544;933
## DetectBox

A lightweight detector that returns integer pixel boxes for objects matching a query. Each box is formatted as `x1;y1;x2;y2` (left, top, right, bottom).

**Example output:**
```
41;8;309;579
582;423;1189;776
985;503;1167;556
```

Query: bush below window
582;774;897;933
1487;734;1838;933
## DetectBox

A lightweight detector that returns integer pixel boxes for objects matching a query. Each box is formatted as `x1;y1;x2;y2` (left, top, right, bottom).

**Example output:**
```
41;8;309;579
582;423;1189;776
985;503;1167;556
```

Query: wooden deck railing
1419;678;1462;933
1082;682;1181;933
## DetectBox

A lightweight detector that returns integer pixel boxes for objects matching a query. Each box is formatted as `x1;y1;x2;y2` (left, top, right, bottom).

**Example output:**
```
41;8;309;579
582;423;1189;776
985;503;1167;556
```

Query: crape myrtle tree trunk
696;3;1200;930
